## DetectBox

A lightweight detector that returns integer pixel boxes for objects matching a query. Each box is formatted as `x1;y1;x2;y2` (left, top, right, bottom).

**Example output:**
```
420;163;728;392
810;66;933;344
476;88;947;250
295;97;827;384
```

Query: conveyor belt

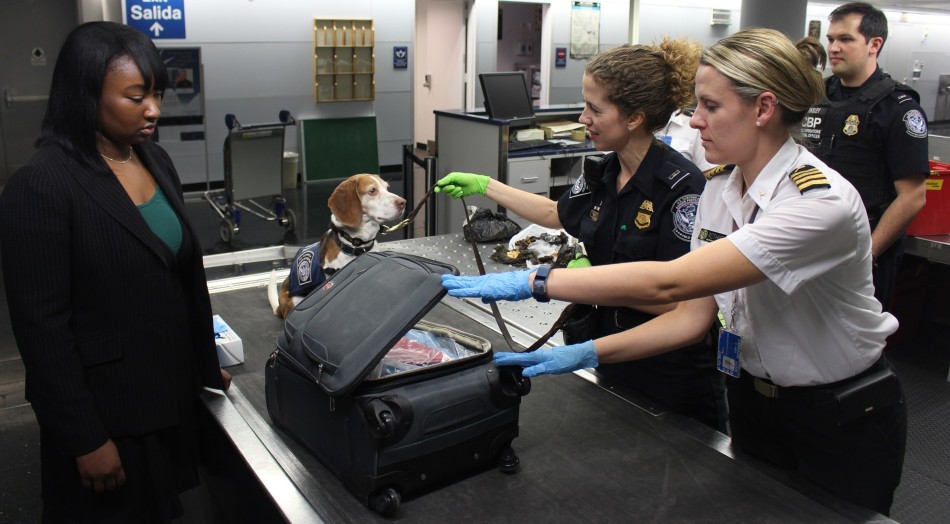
202;235;891;522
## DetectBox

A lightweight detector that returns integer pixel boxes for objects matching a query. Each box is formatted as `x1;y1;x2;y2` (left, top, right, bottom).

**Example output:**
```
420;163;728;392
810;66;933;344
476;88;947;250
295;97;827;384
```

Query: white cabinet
507;157;550;195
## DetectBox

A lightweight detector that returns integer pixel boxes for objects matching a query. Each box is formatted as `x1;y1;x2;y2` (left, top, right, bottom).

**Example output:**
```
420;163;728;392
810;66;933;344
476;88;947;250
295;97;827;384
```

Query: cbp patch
288;242;327;296
295;250;314;287
570;175;591;197
903;110;927;138
672;194;700;241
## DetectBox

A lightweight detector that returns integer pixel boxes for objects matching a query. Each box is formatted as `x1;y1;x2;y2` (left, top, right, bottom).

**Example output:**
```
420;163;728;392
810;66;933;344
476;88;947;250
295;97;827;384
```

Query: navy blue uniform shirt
557;141;704;266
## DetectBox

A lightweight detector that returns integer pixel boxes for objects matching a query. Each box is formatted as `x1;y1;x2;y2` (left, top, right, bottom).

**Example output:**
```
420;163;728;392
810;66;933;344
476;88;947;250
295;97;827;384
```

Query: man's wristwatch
531;265;552;302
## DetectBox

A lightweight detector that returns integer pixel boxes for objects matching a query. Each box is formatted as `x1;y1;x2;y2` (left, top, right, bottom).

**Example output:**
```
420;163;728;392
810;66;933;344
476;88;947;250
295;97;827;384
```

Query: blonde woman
444;28;905;516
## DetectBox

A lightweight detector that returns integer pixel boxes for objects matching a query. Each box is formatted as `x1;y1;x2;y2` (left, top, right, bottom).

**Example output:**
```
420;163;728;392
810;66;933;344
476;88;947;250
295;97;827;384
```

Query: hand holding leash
441;270;534;303
434;172;490;199
493;340;598;377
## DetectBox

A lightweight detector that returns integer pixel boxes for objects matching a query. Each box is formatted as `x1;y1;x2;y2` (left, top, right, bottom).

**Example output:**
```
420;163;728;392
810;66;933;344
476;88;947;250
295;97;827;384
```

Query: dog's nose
396;198;406;209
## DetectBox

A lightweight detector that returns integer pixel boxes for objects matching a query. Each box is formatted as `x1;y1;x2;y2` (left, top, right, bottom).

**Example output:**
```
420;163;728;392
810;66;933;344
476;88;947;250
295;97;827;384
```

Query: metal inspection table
200;235;891;523
905;234;950;266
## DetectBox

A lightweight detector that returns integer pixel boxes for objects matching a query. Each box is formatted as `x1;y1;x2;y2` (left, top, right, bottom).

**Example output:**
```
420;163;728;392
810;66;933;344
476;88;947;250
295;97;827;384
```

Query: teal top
137;186;182;254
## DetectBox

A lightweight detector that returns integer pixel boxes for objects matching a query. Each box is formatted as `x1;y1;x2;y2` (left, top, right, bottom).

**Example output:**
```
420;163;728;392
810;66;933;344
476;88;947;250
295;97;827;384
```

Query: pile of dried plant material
489;231;573;268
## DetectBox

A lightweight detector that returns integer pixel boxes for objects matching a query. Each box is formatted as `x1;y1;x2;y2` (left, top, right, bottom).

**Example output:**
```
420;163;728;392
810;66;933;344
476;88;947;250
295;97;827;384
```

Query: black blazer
0;142;223;457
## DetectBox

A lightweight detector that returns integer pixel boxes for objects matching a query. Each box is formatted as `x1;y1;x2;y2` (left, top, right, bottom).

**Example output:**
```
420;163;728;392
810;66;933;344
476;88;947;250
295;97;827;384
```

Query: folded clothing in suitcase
265;251;530;516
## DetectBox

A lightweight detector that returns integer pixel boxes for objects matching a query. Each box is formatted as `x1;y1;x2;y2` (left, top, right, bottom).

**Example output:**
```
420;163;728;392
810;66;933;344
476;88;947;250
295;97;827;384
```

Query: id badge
717;328;742;377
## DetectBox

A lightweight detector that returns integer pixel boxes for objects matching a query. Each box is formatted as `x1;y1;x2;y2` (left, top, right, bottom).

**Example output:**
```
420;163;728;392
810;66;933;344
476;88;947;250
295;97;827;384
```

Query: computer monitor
479;72;535;126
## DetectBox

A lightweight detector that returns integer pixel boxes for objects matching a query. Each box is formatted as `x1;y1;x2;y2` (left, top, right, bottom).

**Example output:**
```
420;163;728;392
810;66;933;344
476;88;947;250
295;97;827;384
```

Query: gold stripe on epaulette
788;165;831;193
703;164;734;180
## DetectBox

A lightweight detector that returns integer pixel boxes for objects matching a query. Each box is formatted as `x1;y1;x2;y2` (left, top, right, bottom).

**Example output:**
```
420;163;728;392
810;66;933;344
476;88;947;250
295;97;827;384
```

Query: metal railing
401;144;437;238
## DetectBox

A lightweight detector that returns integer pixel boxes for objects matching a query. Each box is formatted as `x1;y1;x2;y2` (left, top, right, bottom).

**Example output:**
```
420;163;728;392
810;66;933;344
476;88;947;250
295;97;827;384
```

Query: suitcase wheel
364;397;412;440
369;487;401;516
513;374;531;396
497;446;520;474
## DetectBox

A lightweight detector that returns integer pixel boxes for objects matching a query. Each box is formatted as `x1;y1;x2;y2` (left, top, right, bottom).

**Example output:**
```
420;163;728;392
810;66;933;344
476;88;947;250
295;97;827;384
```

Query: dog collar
332;227;377;256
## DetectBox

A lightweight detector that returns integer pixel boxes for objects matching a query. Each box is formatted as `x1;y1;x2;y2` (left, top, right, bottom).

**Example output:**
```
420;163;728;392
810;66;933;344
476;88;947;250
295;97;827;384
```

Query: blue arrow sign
125;0;186;39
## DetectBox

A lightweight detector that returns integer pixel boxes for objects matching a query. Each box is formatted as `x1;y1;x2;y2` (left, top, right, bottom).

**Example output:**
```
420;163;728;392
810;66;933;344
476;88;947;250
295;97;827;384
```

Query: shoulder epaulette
703;164;734;180
788;165;831;193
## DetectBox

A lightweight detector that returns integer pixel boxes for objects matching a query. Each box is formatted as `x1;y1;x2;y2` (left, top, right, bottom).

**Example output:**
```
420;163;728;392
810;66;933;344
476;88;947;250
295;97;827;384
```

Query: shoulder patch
289;241;326;296
703;164;734;180
788;165;831;193
569;174;592;197
903;109;927;138
671;194;700;241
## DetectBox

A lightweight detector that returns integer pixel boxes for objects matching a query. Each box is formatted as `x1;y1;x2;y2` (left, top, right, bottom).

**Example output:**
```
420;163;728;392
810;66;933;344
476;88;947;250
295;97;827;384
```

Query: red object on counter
905;161;950;236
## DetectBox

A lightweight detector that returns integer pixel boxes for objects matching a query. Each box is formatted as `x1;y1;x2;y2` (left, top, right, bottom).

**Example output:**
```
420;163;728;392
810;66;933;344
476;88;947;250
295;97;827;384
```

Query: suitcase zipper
272;350;338;412
271;349;321;382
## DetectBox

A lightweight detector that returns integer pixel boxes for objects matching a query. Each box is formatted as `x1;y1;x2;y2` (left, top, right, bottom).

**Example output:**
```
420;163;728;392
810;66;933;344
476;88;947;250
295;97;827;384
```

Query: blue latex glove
493;340;598;377
441;270;534;303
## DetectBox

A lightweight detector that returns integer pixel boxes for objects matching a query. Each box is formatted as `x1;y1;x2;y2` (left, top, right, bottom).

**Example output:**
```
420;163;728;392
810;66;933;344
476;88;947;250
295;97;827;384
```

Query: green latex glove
566;253;591;269
434;172;490;199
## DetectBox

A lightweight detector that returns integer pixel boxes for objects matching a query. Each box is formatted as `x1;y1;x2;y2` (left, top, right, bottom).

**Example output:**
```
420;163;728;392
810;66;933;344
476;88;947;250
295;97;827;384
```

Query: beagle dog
268;174;406;319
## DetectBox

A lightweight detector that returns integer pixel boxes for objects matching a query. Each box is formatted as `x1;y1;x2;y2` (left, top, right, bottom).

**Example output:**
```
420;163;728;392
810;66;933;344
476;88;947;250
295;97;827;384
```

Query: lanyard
727;204;760;331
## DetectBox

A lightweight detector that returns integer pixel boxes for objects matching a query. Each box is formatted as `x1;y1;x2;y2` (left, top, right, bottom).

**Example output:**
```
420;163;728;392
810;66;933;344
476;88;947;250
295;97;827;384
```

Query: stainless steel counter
905;235;950;265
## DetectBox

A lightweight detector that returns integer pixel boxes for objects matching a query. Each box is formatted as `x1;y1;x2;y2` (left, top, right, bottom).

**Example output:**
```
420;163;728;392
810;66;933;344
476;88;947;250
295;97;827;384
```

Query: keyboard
508;139;551;152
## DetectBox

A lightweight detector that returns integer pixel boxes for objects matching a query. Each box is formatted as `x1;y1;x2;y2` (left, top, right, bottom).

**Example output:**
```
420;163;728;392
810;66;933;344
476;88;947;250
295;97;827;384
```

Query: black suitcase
265;251;530;516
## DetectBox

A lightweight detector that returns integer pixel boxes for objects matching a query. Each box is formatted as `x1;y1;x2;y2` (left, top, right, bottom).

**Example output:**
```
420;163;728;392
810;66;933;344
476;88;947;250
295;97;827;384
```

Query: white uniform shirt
691;138;898;386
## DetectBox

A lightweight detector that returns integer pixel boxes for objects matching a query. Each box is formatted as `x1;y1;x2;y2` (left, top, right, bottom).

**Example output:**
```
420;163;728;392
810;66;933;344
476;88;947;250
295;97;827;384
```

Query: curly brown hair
795;36;827;71
584;37;703;132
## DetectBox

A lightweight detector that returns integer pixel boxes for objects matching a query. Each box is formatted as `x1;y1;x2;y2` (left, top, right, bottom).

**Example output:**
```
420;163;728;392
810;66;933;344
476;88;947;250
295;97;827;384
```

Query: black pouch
463;208;522;243
560;304;595;345
832;368;901;426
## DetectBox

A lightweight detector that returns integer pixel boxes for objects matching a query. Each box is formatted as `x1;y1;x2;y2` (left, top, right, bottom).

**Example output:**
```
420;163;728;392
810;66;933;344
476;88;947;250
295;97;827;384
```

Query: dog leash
380;184;438;236
459;197;576;353
380;183;574;351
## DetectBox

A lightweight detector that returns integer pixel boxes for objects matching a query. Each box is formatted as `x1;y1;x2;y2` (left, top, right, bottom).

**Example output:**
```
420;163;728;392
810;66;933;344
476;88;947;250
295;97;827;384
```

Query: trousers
727;357;907;515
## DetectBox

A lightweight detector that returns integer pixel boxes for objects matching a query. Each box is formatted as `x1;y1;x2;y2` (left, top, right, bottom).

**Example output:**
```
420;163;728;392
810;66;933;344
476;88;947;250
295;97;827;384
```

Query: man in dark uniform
801;2;929;310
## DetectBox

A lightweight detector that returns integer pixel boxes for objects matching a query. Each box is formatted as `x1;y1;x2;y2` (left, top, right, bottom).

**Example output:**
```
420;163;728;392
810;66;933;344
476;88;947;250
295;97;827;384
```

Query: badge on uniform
717;328;742;377
698;229;726;242
634;200;653;229
843;114;860;136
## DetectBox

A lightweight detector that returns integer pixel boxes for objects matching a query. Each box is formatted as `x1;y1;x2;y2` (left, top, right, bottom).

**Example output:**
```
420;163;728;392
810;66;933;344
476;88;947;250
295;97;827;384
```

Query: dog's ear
328;177;363;227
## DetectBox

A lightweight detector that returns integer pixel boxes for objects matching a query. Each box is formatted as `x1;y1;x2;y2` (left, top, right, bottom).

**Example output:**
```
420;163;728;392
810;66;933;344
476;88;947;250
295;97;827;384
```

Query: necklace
100;148;133;164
